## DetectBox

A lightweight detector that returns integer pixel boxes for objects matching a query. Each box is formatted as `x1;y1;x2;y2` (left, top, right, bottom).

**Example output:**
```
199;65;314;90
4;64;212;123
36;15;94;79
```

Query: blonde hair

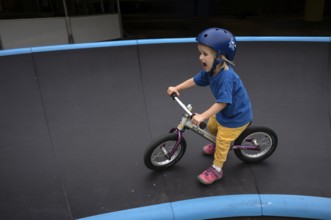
205;45;235;73
219;55;235;71
212;51;235;72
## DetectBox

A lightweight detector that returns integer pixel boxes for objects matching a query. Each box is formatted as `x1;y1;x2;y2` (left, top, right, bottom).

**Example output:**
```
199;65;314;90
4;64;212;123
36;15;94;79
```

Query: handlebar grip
170;93;178;100
199;122;207;129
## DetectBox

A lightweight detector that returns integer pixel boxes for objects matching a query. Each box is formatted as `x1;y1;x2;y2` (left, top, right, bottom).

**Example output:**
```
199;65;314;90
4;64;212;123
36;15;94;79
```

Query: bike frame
166;96;259;159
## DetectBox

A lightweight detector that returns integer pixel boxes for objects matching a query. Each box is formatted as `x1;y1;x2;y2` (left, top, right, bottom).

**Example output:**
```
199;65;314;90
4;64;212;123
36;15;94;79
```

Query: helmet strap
210;55;223;75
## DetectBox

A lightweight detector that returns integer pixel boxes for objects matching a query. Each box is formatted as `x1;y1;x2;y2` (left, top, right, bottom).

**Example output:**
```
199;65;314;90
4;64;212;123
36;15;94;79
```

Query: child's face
198;44;215;72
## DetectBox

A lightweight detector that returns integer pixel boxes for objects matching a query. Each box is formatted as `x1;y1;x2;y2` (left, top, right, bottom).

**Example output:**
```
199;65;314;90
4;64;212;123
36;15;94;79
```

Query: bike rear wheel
234;126;278;163
144;133;186;171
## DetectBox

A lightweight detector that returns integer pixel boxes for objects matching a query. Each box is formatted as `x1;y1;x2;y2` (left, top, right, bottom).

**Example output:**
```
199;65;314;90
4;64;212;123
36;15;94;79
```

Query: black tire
234;126;278;163
144;133;187;171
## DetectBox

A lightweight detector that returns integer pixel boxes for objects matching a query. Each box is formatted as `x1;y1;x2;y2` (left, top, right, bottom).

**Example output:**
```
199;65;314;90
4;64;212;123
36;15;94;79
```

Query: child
167;27;253;185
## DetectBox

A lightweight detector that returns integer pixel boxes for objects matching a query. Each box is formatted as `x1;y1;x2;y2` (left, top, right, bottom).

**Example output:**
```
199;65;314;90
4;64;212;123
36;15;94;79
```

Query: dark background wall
1;0;330;38
120;0;330;38
120;0;315;16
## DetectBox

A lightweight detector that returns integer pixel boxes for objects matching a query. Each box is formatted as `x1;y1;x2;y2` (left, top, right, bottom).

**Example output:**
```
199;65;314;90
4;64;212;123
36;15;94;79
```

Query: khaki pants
207;115;249;168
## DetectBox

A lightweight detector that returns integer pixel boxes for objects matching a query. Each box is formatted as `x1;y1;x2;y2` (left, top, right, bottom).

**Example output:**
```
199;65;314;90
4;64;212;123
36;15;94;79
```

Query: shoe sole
197;175;222;185
203;151;215;156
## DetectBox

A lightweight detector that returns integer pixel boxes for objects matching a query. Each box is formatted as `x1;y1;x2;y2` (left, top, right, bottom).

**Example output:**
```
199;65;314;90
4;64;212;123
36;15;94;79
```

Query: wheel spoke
151;141;179;165
241;132;272;158
144;133;187;170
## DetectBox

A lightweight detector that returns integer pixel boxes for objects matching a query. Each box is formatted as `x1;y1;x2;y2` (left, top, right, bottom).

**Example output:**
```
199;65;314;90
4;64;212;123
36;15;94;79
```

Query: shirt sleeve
193;71;209;87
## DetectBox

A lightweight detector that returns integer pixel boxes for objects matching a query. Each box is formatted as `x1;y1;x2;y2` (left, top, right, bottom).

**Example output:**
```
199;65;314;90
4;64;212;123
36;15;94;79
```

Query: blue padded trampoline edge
78;194;331;220
1;36;330;56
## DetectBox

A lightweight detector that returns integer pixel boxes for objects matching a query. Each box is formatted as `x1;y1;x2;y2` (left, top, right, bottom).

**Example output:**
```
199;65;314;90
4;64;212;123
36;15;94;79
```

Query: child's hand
192;113;205;126
167;86;179;97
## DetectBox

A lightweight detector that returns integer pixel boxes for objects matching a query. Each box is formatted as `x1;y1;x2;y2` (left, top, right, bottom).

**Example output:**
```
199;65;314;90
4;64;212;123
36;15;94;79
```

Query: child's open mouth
202;62;208;69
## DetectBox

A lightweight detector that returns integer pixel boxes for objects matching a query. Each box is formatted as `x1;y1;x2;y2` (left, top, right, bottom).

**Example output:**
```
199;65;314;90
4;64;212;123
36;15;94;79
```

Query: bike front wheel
144;133;186;171
234;126;278;163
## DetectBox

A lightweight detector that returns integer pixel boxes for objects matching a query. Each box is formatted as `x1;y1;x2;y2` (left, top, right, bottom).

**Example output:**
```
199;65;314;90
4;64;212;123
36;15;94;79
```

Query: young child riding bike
167;27;253;185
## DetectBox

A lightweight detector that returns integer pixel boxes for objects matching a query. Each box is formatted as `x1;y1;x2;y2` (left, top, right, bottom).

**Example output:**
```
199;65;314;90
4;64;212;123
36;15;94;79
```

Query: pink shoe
203;143;215;155
197;166;223;185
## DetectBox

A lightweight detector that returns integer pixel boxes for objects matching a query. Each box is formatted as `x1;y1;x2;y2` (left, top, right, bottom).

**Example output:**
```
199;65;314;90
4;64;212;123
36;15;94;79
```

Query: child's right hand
167;86;180;97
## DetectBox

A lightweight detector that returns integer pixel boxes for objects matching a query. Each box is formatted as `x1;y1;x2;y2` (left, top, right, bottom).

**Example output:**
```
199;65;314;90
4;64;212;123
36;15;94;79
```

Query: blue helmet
196;27;237;61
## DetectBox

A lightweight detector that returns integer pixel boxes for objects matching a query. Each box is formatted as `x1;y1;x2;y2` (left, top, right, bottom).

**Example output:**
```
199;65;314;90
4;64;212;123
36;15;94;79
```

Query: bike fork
162;128;183;159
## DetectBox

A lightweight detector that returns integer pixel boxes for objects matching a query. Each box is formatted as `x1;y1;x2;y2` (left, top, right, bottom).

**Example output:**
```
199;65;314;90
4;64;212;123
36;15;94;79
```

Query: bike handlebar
170;93;207;129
